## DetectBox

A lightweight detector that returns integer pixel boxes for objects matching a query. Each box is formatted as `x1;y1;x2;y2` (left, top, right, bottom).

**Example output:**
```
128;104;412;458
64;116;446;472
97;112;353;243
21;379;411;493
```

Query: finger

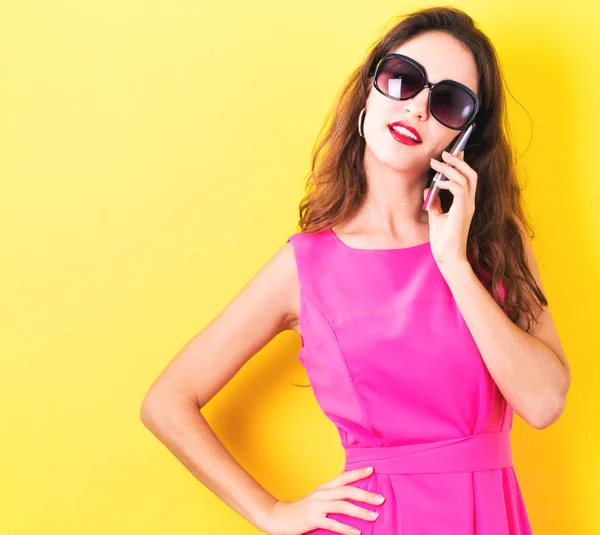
325;485;386;506
430;158;469;193
320;467;373;489
317;516;364;535
435;178;467;204
441;150;477;181
327;500;379;521
437;151;477;204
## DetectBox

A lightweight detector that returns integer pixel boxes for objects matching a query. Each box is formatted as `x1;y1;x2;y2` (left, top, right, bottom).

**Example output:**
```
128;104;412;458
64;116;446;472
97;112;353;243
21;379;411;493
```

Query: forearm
439;260;569;429
140;396;277;531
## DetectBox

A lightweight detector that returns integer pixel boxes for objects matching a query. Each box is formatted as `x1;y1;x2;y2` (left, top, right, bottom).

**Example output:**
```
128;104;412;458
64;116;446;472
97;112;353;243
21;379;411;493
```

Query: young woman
141;6;570;535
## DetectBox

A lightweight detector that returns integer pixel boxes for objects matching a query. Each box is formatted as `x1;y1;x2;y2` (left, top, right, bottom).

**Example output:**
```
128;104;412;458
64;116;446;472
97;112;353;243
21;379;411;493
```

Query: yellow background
1;1;597;533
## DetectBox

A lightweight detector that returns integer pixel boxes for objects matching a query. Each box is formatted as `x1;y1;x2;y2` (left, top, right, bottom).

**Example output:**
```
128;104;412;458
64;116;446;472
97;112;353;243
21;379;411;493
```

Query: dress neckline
327;227;431;252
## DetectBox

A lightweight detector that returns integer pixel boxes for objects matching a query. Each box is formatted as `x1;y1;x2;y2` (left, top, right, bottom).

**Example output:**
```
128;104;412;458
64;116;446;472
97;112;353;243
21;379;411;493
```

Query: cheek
429;133;458;157
364;110;388;139
365;93;396;123
445;132;463;150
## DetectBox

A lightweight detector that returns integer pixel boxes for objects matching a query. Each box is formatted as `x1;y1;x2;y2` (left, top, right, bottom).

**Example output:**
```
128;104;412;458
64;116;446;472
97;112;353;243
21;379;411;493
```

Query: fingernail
368;511;379;518
352;529;361;535
374;495;385;503
442;150;449;156
365;466;373;472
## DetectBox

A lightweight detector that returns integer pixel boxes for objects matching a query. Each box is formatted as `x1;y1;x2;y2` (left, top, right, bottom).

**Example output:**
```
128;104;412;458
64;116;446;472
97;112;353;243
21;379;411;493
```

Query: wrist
438;258;473;282
251;496;280;533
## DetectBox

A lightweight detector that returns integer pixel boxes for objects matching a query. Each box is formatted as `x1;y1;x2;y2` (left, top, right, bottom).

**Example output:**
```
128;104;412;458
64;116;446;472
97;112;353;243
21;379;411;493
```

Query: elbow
528;368;571;430
529;393;568;430
140;390;199;428
140;398;153;428
140;393;163;428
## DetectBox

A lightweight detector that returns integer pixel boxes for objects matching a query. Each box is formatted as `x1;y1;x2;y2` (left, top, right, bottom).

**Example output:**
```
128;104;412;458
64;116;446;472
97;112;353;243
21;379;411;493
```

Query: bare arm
438;222;571;430
140;240;300;532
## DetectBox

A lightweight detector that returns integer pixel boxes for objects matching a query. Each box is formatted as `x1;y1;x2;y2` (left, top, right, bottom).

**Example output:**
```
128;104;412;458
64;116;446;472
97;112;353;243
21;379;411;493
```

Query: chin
378;150;421;172
366;139;421;170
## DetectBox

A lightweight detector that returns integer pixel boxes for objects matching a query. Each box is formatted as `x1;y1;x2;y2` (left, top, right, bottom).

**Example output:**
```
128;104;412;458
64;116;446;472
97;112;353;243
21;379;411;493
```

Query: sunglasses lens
375;56;476;129
375;56;423;98
431;83;476;129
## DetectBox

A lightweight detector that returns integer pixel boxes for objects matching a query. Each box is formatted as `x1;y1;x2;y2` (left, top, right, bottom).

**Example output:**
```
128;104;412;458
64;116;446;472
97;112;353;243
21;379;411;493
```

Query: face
362;31;479;177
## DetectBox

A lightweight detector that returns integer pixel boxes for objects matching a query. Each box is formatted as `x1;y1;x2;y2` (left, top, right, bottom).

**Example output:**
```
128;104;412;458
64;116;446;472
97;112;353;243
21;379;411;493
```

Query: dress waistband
344;430;513;474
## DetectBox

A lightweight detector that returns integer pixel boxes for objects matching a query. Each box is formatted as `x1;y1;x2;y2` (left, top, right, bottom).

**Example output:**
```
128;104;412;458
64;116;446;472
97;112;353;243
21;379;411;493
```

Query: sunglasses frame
371;53;480;131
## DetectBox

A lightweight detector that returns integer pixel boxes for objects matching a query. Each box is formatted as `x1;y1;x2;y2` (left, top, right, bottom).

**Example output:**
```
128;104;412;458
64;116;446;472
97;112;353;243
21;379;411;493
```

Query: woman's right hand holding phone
260;466;385;535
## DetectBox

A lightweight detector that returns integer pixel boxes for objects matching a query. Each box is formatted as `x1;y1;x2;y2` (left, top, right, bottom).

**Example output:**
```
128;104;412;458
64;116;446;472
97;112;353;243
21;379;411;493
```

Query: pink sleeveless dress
287;228;533;535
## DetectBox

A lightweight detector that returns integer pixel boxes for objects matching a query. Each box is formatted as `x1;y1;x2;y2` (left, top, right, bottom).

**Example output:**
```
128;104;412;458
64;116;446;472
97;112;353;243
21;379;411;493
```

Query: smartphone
422;123;475;211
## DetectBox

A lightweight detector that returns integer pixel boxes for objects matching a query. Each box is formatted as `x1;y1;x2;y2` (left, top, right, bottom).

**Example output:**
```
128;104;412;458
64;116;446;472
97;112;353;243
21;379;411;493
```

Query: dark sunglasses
372;53;479;130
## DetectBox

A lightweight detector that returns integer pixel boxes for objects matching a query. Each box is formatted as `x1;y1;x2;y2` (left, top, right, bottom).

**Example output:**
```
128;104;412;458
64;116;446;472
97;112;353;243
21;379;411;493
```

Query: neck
357;143;431;235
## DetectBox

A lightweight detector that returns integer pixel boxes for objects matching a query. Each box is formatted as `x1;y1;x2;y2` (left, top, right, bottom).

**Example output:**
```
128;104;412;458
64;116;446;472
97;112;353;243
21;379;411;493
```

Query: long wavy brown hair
294;6;546;333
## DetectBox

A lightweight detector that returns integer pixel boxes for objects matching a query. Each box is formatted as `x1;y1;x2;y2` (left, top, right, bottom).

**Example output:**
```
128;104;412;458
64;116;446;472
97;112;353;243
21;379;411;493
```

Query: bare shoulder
222;238;301;336
140;239;302;411
271;240;301;334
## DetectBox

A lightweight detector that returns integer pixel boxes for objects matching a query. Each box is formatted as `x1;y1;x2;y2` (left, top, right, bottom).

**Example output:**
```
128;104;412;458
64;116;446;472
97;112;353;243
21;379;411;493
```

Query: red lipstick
388;121;422;145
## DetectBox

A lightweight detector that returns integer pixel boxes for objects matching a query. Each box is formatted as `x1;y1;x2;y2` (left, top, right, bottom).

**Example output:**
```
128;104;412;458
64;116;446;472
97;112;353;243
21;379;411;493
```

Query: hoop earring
358;107;366;138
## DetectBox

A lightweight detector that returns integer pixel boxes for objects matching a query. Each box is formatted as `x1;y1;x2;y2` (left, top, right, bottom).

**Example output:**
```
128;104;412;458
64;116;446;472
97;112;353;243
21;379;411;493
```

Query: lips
388;121;422;145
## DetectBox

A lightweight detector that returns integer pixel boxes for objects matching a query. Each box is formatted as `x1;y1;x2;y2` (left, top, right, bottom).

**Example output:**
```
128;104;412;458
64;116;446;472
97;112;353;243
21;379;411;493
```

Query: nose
405;85;430;121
